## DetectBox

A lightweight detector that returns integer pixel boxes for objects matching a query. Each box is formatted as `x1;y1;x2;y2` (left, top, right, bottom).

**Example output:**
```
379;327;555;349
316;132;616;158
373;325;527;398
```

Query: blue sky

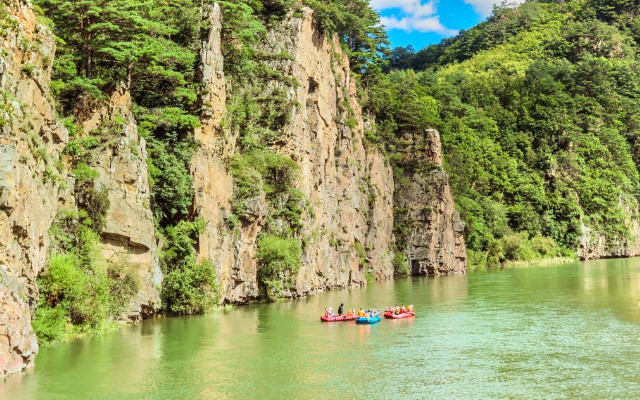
370;0;525;50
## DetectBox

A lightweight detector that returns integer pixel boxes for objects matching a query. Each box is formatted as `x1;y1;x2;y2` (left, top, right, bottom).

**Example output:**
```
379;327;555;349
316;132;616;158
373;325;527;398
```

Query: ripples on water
3;258;640;399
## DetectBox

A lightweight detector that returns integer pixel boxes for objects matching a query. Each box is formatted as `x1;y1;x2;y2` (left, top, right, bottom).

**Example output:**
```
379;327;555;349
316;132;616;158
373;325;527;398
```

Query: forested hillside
378;0;640;267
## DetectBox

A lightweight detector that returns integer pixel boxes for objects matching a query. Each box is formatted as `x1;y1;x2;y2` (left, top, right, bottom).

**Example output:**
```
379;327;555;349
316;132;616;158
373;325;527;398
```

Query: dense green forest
25;0;640;342
376;0;640;267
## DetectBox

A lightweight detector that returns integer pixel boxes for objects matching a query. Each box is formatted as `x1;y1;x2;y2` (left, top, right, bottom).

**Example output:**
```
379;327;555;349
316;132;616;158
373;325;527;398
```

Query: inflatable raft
320;314;358;322
356;315;381;324
383;311;415;319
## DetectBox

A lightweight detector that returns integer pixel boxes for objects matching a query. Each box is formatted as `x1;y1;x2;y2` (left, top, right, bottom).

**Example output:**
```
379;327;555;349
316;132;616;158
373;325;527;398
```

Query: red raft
384;311;415;319
320;314;359;322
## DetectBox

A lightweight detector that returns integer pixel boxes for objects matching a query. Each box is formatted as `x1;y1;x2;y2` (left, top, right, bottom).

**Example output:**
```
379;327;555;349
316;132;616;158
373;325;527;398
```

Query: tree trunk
127;64;132;89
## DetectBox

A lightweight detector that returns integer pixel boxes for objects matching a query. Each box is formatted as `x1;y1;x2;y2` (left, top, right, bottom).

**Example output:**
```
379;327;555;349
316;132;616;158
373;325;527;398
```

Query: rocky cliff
77;87;162;318
192;6;396;303
0;0;66;376
394;129;466;275
264;8;396;296
0;1;160;376
0;1;467;377
578;215;640;261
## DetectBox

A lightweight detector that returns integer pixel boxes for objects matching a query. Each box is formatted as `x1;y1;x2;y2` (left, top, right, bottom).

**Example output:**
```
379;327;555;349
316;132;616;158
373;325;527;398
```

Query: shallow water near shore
4;258;640;399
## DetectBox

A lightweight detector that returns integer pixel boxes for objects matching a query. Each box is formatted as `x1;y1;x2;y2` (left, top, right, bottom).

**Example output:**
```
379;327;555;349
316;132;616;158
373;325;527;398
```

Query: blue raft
356;315;381;324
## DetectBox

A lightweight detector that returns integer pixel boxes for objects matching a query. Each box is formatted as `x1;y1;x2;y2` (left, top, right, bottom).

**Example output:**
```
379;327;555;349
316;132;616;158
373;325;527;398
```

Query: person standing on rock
338;303;344;316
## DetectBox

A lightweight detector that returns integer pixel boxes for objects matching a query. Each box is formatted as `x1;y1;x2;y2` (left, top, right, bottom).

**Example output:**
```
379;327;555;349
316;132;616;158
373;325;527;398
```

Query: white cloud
462;0;526;17
370;0;458;35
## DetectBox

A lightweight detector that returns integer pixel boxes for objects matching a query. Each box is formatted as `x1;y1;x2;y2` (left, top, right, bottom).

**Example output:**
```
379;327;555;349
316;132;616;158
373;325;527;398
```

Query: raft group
321;304;415;324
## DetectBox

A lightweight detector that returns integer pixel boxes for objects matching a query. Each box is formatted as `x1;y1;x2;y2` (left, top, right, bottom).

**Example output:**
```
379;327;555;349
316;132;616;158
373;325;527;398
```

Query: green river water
3;258;640;399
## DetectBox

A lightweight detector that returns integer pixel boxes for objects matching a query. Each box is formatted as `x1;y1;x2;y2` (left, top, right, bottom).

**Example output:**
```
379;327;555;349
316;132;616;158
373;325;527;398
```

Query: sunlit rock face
0;0;66;376
394;129;466;276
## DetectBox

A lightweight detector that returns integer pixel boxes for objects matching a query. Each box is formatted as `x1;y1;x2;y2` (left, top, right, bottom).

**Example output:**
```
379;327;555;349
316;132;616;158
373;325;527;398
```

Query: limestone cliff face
192;7;395;303
191;4;262;303
394;129;466;276
0;1;161;376
264;9;395;295
578;213;640;261
0;0;66;376
78;87;162;318
1;0;467;378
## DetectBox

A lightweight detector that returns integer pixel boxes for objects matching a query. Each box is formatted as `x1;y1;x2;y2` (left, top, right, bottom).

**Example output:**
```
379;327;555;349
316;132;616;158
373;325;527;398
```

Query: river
3;258;640;399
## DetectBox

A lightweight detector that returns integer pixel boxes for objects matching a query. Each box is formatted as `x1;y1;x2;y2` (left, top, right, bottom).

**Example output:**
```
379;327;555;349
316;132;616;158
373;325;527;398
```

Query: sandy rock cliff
0;1;161;376
191;4;263;303
265;9;395;294
0;1;467;377
578;216;640;261
0;0;66;376
394;129;466;275
78;87;162;318
192;6;397;303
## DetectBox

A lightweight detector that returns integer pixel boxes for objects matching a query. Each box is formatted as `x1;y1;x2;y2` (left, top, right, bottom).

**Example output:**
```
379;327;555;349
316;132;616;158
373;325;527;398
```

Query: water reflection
4;258;640;399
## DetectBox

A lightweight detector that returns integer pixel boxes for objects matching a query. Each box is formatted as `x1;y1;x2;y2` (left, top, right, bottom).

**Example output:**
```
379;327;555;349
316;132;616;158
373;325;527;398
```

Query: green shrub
162;259;218;315
160;219;218;315
530;235;559;257
256;235;302;300
229;155;263;216
392;252;410;275
72;163;99;183
365;269;375;284
76;184;109;233
35;215;139;345
37;251;109;328
145;134;195;226
106;259;140;317
31;305;69;345
501;233;525;261
161;219;206;272
21;63;35;77
64;136;99;159
467;249;488;270
353;241;366;266
229;150;300;219
271;188;307;235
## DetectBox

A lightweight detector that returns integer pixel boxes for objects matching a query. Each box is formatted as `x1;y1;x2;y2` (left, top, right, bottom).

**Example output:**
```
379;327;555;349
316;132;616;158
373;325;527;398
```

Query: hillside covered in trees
378;0;640;267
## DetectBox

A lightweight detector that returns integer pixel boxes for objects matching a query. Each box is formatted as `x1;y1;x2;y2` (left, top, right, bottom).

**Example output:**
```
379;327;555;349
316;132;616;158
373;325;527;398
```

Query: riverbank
467;256;578;272
503;257;578;269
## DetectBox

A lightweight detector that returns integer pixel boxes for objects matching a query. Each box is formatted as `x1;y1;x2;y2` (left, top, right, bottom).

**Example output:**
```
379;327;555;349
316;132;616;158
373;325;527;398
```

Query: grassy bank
468;256;578;272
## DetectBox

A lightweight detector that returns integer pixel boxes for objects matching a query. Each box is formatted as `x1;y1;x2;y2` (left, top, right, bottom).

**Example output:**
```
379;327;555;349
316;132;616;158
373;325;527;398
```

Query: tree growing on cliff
160;219;219;315
303;0;389;75
36;0;199;114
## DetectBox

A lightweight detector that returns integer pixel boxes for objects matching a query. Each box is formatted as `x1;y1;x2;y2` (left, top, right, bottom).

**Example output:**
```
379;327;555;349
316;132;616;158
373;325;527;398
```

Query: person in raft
324;307;334;317
358;308;365;317
338;303;344;316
